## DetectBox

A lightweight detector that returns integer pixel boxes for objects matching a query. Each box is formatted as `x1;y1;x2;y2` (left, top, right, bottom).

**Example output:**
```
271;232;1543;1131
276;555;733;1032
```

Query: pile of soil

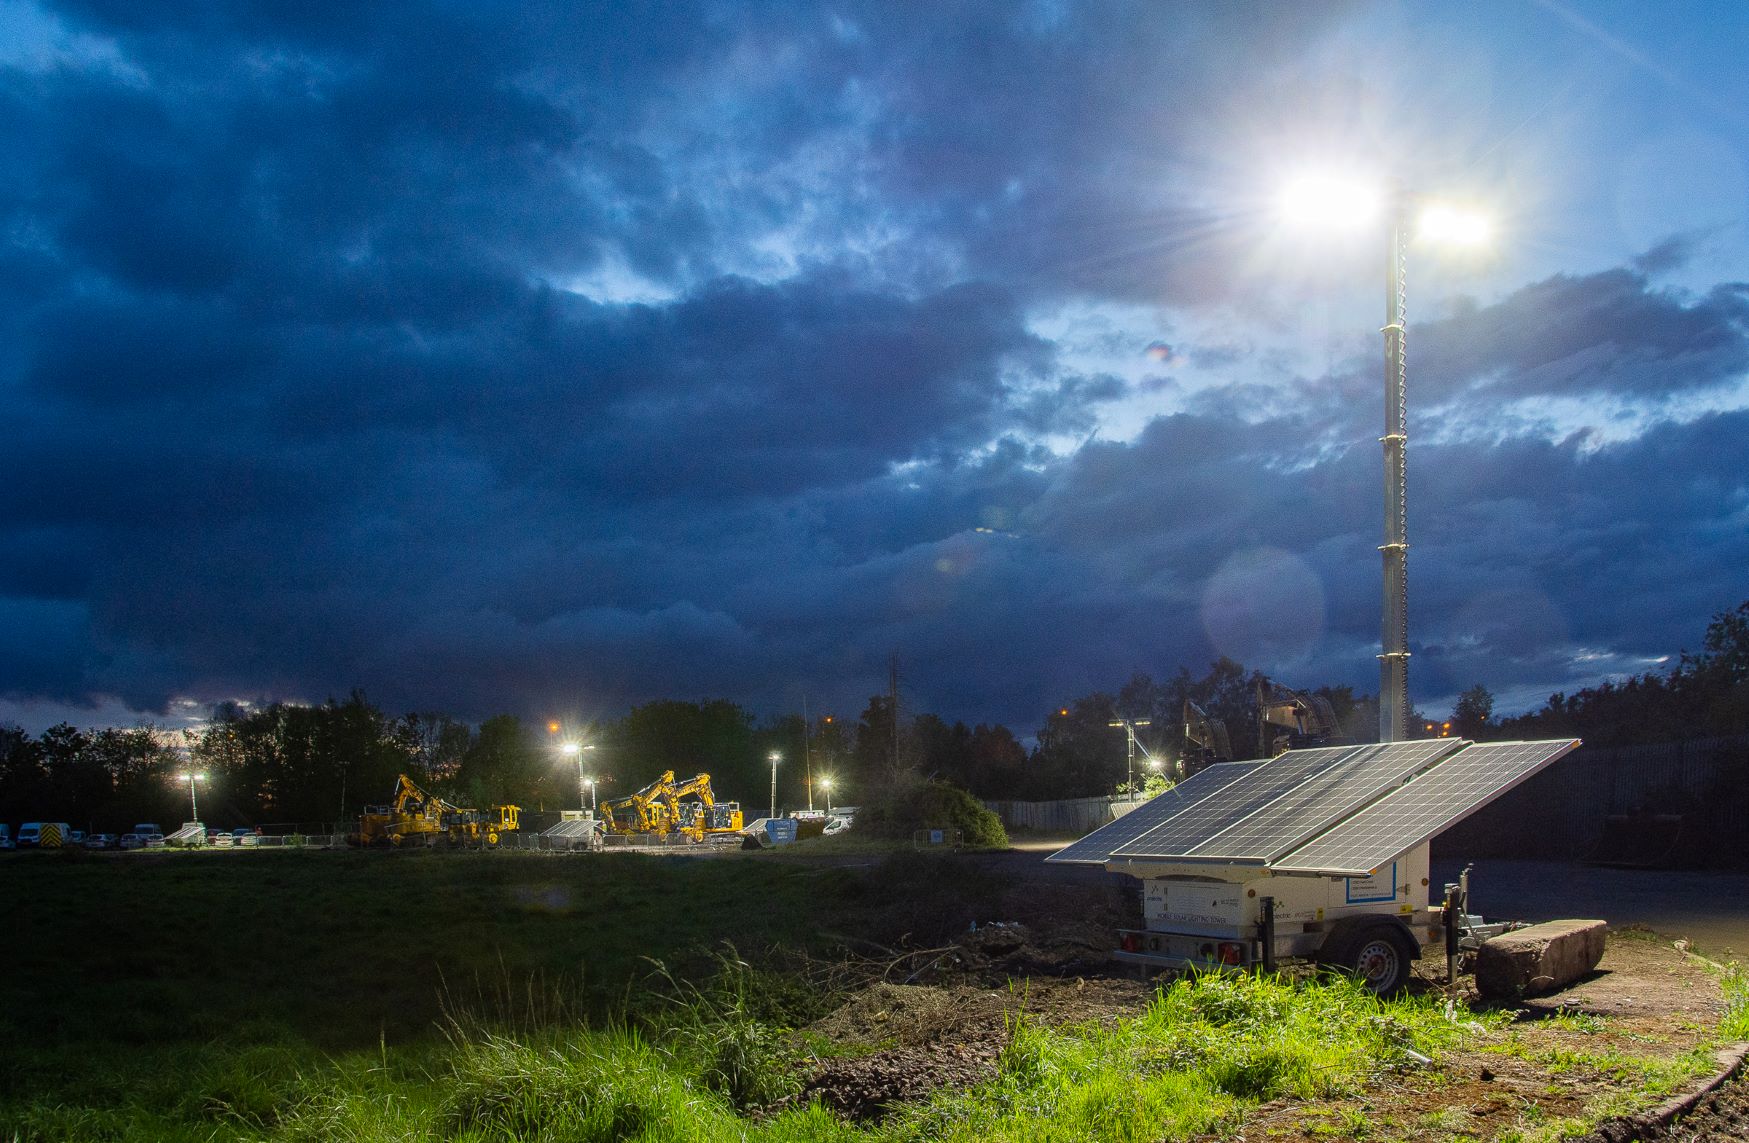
797;969;1148;1119
1635;1074;1749;1141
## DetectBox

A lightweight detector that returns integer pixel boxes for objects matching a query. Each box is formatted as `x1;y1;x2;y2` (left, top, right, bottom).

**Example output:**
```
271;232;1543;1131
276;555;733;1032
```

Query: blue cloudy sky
1;0;1745;735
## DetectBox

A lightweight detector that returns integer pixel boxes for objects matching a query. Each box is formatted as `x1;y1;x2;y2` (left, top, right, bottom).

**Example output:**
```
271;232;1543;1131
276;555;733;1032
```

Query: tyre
1329;924;1417;996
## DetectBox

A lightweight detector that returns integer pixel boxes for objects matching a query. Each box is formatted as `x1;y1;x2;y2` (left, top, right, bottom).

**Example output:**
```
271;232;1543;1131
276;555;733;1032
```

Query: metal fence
981;795;1131;835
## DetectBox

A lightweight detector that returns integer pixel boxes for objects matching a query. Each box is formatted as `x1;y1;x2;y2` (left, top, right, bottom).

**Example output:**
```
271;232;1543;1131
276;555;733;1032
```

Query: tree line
3;599;1743;830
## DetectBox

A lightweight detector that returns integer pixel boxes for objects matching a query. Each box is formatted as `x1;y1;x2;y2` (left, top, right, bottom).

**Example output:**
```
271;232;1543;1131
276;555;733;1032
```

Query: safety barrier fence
981;795;1136;835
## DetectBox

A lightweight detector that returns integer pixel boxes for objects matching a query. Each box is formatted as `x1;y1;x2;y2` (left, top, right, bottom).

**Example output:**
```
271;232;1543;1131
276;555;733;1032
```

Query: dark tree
1030;693;1121;798
1451;684;1496;740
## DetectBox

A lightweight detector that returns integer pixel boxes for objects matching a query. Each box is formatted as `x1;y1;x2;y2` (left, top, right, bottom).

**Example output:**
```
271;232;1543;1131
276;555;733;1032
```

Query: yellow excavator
597;770;678;837
665;773;744;842
349;774;520;848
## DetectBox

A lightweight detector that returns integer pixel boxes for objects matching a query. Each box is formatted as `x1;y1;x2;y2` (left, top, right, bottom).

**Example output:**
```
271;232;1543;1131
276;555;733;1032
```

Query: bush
852;780;1009;849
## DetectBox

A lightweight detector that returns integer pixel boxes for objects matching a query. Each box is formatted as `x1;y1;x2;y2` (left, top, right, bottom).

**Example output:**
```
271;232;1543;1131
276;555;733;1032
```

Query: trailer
1049;738;1579;994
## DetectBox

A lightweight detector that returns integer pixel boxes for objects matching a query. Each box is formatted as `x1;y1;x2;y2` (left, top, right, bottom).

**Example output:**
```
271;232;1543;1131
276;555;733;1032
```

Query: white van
16;822;73;848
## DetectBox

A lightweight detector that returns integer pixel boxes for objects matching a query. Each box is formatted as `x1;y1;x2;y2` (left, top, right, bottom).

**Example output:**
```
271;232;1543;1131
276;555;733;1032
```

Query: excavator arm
1255;678;1345;755
1183;700;1234;777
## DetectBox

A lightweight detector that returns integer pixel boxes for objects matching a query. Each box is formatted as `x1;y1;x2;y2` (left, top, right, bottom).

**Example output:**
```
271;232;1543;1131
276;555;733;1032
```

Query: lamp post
768;751;781;820
178;772;205;822
819;776;833;814
1107;719;1152;801
559;742;595;812
1280;175;1489;742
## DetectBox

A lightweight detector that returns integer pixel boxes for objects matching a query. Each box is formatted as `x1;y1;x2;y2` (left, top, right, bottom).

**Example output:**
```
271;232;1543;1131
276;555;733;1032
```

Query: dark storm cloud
1;0;1743;735
1414;265;1749;404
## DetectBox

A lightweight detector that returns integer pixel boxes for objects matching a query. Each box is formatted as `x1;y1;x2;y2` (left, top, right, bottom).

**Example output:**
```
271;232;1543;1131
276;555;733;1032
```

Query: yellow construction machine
597;770;678;837
349;774;520;848
598;770;744;842
666;773;744;842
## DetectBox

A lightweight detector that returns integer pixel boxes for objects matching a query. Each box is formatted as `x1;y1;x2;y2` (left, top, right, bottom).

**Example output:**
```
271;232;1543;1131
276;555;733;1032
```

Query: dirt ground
788;866;1743;1139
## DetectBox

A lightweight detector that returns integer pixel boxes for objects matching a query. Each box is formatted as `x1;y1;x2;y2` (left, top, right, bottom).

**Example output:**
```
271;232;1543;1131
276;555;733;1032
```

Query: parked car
84;833;117;849
67;830;86;846
233;828;260;847
0;825;12;850
206;830;234;847
118;832;146;850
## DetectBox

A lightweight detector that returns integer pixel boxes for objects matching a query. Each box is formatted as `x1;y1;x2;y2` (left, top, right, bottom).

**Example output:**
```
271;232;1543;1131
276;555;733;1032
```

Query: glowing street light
177;771;205;822
558;742;596;811
1277;174;1382;232
768;751;781;820
819;776;834;814
1107;718;1153;802
1279;173;1492;741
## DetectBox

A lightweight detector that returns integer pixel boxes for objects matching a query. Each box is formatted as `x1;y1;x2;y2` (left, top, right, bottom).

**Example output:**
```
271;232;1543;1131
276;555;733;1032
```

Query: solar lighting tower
768;751;781;819
1108;719;1153;801
178;771;204;821
1280;176;1489;742
1378;183;1410;743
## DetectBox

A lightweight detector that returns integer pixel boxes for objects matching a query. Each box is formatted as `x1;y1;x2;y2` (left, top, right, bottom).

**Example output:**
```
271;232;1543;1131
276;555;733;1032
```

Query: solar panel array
1272;739;1579;875
1180;738;1462;863
1045;760;1262;865
1112;745;1365;861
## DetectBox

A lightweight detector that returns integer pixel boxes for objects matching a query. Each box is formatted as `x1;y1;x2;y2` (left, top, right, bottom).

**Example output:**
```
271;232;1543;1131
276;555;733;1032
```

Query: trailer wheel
1328;924;1417;996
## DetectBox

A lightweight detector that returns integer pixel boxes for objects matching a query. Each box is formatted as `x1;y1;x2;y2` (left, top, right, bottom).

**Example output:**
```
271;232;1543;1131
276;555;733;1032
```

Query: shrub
852;780;1009;849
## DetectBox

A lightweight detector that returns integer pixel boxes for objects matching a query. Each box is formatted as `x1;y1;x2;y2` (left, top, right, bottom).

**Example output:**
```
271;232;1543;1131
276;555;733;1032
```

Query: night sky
2;1;1745;735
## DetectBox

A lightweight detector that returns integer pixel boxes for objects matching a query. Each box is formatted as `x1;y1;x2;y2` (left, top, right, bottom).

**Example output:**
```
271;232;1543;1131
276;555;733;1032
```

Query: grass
8;849;1744;1141
886;972;1475;1143
1719;962;1749;1040
3;965;1486;1142
0;847;857;1050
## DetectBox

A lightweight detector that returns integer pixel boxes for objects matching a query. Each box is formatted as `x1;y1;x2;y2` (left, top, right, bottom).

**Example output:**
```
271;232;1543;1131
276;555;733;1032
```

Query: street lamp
177;772;205;822
768;751;781;820
1279;174;1490;742
1107;719;1152;801
559;742;596;812
819;776;833;814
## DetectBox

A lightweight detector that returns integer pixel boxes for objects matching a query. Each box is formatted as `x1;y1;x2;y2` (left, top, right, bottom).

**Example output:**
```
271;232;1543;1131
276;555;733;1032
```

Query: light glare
1278;174;1383;231
1417;203;1491;246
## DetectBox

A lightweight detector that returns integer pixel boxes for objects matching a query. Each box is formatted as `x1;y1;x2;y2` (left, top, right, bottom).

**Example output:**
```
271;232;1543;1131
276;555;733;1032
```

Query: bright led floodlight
1278;173;1383;230
1416;203;1491;246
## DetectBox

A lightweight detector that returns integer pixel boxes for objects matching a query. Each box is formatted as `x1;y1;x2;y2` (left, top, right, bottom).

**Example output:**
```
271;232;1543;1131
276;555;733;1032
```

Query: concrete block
1476;919;1608;1003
